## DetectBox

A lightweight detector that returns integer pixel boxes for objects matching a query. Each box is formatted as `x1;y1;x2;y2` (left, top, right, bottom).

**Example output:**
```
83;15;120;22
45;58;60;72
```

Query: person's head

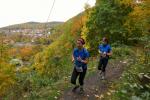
102;37;108;45
76;38;85;49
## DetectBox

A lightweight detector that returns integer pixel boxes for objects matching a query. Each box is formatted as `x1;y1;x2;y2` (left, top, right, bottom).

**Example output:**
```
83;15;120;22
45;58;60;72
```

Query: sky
0;0;96;28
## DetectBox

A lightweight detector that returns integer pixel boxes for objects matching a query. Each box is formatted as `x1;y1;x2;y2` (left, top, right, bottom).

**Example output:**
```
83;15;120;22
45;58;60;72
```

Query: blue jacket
73;48;89;69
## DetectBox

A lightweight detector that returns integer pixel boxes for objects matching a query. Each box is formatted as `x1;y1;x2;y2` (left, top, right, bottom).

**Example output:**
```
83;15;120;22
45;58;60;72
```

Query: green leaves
83;0;133;55
109;46;150;100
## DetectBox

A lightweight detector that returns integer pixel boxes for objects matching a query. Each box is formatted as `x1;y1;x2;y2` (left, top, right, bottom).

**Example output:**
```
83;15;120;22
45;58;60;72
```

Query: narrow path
59;60;127;100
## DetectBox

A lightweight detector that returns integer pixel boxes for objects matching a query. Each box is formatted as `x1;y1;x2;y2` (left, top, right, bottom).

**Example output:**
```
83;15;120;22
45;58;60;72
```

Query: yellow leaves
130;5;150;21
125;0;150;35
7;46;35;61
0;60;15;74
7;48;18;57
71;17;83;37
20;46;33;61
0;60;16;96
139;54;146;64
71;12;89;38
119;0;135;6
64;42;72;49
0;73;15;84
33;62;45;75
17;67;31;73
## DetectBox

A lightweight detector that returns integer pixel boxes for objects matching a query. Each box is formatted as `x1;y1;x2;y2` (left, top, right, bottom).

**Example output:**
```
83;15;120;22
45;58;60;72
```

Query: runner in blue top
73;48;89;69
71;38;89;93
98;37;112;79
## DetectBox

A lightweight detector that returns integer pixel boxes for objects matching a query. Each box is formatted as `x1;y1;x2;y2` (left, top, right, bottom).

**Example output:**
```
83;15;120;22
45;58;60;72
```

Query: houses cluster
1;28;46;34
1;28;51;38
0;28;52;45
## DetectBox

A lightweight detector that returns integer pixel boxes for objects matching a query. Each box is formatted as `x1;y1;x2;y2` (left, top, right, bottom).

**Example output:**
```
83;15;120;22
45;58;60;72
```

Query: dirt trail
59;60;127;100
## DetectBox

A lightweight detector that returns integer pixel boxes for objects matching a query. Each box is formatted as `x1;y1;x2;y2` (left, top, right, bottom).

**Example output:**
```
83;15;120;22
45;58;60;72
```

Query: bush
107;48;150;100
112;45;133;59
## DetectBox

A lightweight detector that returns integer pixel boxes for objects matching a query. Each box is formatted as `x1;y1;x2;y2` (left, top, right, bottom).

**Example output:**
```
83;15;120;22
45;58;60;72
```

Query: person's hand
98;50;102;54
72;55;75;63
72;59;74;63
77;56;82;62
102;52;107;57
99;50;103;56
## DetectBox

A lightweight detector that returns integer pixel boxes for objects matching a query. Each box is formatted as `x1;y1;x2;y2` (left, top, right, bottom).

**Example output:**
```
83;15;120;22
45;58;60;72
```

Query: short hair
102;37;108;43
77;38;85;45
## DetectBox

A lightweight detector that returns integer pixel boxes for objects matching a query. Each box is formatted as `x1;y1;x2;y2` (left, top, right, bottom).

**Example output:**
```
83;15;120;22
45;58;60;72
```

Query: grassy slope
3;12;79;99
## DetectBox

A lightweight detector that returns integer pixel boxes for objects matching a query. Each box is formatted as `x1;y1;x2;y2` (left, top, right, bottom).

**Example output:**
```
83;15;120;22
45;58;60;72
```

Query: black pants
98;57;108;72
71;68;87;86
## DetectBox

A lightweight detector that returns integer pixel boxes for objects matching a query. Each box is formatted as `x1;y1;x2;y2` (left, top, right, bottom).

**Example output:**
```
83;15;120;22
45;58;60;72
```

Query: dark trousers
98;57;108;72
71;68;87;86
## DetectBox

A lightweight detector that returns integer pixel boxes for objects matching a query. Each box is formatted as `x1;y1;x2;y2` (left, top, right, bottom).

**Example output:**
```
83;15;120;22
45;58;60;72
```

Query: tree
83;0;133;55
0;33;9;60
124;0;150;44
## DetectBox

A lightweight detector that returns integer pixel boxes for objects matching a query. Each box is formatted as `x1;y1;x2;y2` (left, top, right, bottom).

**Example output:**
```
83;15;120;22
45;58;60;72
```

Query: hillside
1;8;87;99
0;21;64;30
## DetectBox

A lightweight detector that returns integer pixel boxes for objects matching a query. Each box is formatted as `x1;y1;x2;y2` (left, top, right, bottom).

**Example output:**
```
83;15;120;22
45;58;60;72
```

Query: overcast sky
0;0;96;28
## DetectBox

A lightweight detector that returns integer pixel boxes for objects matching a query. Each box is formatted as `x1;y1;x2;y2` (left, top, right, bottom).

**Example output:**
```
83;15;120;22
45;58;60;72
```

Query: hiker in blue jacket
98;37;112;79
71;38;89;93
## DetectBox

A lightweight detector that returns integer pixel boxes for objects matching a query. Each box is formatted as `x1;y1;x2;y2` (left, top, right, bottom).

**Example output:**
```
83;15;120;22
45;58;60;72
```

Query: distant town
0;21;63;45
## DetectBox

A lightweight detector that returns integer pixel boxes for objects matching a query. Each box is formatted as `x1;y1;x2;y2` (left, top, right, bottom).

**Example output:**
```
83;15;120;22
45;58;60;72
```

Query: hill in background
0;21;64;30
0;21;64;34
